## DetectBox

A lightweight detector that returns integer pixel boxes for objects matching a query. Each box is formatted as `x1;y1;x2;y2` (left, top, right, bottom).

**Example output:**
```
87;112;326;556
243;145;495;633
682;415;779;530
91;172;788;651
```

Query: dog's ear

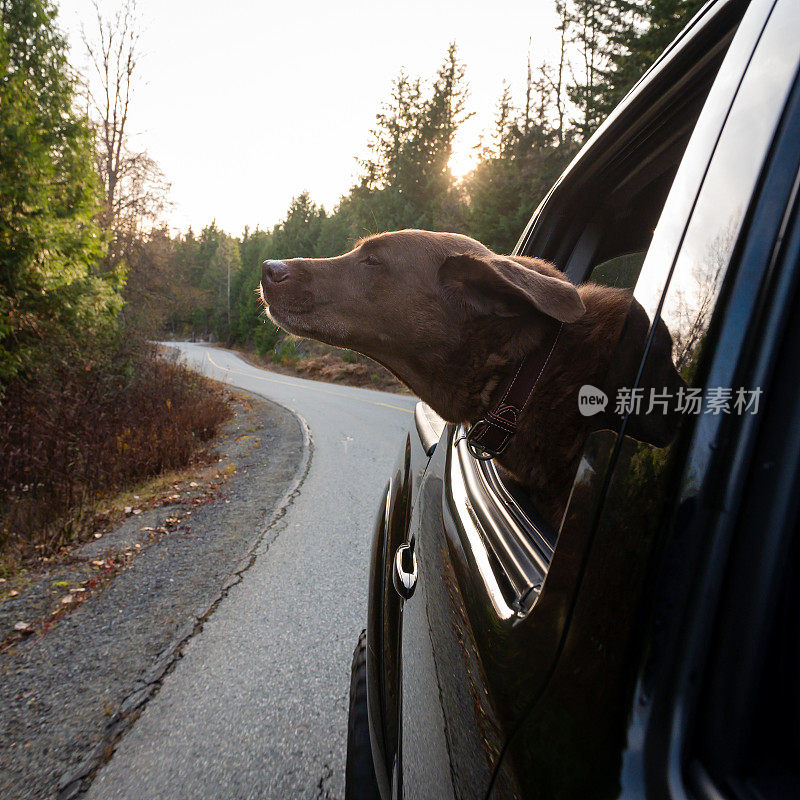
440;253;585;322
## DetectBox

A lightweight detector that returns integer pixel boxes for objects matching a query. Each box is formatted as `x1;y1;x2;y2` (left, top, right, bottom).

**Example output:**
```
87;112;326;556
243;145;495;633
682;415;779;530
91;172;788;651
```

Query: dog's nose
262;260;290;284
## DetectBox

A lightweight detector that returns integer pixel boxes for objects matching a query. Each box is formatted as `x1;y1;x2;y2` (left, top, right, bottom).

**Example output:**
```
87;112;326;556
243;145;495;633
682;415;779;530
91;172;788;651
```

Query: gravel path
0;392;306;800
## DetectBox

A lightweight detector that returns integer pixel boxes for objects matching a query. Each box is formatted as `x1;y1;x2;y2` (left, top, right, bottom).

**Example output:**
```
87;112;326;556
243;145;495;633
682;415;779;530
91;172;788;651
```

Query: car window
452;3;751;624
587;251;646;290
490;12;742;538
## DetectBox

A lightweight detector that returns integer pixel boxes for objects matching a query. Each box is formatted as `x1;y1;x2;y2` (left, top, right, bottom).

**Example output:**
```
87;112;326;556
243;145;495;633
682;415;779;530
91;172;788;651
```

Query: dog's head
260;229;585;366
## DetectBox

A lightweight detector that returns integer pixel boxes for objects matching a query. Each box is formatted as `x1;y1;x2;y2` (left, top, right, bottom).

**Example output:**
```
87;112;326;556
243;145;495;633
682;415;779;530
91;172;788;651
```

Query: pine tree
0;0;118;385
567;0;616;139
465;51;574;253
351;44;471;233
597;0;706;117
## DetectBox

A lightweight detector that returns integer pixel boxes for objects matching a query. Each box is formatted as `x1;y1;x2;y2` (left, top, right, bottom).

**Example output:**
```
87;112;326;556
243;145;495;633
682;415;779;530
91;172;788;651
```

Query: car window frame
440;0;761;619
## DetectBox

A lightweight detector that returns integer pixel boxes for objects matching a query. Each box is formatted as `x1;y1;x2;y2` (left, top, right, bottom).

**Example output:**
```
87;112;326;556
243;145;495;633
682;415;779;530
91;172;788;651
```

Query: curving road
86;343;417;800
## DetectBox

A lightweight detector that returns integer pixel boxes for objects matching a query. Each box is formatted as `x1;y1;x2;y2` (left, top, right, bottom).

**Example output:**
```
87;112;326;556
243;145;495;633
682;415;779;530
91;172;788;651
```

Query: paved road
86;343;417;800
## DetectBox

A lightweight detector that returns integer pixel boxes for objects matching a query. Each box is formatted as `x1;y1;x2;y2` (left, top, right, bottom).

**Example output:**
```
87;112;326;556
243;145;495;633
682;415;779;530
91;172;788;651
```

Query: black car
346;0;800;797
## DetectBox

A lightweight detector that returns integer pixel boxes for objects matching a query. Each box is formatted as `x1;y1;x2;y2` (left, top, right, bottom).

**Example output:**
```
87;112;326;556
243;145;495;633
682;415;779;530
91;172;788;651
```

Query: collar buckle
465;418;508;460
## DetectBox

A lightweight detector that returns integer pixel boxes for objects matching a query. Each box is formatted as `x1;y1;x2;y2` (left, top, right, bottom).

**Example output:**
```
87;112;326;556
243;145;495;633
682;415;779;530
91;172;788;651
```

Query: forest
0;0;702;565
141;0;703;360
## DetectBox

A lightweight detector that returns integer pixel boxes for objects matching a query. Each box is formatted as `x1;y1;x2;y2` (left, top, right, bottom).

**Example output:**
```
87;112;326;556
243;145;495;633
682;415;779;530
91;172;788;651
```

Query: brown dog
260;230;683;527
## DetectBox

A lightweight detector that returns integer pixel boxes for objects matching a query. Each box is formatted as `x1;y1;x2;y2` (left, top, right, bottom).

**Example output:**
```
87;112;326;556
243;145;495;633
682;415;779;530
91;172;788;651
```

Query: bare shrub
0;337;230;568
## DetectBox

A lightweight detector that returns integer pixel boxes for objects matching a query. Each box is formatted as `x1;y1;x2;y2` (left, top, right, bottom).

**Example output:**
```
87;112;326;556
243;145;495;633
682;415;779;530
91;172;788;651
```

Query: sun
448;148;477;180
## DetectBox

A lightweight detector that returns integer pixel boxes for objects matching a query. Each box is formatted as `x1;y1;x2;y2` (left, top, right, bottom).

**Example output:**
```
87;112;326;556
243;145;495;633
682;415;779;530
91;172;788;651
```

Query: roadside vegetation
0;339;230;575
0;1;230;575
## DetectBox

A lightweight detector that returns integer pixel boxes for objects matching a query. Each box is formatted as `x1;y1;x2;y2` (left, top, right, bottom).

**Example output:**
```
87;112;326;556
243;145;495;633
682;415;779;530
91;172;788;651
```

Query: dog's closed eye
363;253;383;267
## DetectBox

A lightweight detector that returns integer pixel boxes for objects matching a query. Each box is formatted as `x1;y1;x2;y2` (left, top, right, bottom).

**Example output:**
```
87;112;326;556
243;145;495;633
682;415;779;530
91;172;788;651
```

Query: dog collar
466;322;563;460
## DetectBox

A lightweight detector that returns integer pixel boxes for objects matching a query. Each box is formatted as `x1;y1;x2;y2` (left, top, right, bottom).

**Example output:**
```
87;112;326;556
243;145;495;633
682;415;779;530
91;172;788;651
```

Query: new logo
578;384;608;416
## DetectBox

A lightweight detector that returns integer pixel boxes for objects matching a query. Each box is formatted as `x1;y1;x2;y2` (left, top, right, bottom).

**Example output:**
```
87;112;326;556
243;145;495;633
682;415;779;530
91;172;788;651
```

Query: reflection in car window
636;8;799;492
588;252;646;290
562;2;800;539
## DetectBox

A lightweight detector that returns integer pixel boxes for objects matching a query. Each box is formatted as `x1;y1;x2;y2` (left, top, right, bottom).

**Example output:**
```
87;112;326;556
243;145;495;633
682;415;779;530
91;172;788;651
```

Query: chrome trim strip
447;434;516;621
414;401;445;457
447;426;552;618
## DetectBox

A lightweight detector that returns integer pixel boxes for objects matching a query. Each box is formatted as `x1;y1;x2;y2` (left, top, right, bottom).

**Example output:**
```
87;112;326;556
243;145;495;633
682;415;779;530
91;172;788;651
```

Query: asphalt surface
86;343;417;800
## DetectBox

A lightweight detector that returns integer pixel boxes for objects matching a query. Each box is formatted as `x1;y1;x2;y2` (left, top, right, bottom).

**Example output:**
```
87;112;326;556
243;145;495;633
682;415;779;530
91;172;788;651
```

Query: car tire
346;629;382;800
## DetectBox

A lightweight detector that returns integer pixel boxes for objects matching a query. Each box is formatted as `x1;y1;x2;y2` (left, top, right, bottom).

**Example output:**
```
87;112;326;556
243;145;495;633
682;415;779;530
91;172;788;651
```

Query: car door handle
393;543;418;600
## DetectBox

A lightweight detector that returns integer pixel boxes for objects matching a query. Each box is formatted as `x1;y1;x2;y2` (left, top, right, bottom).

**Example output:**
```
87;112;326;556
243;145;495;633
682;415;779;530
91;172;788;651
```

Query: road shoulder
0;391;308;800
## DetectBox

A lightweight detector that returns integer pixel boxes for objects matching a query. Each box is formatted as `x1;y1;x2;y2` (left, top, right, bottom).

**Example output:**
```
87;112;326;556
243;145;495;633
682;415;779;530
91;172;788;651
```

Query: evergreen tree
567;0;617;139
272;192;325;258
233;228;273;344
597;0;706;117
465;58;574;253
0;0;119;385
314;205;353;257
350;44;471;233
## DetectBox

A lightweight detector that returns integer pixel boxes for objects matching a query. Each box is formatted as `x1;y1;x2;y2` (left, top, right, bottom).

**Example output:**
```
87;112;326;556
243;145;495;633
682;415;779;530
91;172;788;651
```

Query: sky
57;0;561;237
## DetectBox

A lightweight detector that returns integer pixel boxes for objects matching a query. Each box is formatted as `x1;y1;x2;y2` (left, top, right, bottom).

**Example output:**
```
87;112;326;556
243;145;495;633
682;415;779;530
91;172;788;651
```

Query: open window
519;0;748;285
456;0;749;617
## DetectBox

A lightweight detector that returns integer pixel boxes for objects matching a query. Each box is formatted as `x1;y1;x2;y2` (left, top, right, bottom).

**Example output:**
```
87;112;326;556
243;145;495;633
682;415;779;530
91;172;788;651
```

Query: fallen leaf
124;506;132;515
91;560;105;567
132;508;142;516
140;526;155;532
61;594;74;604
8;589;19;597
134;543;141;549
14;621;32;633
94;533;102;539
189;482;198;488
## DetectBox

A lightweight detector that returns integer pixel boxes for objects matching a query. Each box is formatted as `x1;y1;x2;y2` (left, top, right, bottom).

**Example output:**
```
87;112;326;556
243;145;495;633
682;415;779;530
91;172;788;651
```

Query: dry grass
0;340;231;574
235;340;411;393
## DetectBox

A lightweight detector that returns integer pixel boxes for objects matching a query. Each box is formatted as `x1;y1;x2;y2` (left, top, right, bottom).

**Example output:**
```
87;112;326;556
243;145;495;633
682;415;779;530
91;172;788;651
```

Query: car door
394;1;769;798
489;0;800;795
